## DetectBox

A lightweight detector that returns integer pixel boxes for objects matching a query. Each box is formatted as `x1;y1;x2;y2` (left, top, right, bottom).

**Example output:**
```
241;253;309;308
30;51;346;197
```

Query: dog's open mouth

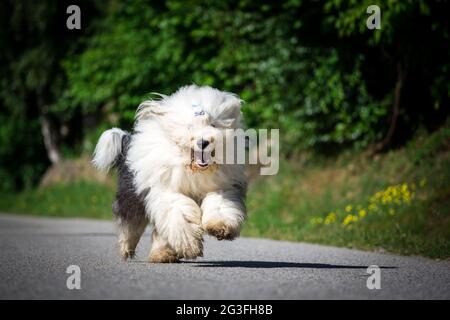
191;149;215;171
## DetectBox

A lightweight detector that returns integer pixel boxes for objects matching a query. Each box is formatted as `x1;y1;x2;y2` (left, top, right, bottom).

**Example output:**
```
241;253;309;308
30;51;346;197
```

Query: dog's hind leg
148;230;179;263
117;214;148;260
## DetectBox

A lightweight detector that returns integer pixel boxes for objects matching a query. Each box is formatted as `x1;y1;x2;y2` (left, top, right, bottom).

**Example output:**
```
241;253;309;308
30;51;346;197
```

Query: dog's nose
197;139;210;150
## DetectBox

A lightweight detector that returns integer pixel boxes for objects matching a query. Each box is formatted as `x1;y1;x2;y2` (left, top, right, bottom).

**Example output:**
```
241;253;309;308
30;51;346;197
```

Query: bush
62;0;392;152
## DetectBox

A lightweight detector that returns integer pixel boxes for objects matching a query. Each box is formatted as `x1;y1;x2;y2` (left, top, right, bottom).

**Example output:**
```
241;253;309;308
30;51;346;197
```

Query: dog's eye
211;124;216;128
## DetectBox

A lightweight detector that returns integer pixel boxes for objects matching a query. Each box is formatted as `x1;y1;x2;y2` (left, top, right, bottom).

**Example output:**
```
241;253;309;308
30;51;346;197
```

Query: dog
92;85;247;263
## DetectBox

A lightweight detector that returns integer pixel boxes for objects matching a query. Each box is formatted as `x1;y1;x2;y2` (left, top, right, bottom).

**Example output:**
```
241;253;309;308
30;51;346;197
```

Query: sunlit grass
243;126;450;258
0;182;114;220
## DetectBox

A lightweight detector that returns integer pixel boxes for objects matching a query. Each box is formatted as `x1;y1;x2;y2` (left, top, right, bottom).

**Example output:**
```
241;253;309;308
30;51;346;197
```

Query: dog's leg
201;190;246;241
148;191;203;259
148;230;179;263
117;216;148;260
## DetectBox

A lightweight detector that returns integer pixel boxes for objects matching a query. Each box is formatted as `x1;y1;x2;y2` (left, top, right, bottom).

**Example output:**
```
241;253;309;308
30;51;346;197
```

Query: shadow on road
189;261;397;269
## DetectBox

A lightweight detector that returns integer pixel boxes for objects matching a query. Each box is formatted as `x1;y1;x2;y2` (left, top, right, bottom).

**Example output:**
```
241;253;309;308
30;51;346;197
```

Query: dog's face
136;85;243;172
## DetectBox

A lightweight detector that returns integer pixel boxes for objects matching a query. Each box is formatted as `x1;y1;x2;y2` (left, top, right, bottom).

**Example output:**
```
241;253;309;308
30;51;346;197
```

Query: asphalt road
0;213;449;299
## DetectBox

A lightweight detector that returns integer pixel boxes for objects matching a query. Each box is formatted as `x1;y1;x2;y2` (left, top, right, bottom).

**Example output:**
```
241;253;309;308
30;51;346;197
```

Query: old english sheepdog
92;85;247;263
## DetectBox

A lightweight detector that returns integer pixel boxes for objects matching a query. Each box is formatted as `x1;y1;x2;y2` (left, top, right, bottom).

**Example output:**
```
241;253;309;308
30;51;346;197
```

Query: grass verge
244;125;450;258
0;182;114;220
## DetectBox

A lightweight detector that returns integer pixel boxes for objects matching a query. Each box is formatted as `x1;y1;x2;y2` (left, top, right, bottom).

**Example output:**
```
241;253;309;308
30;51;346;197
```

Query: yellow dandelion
391;188;398;197
358;209;367;218
342;214;358;226
402;191;412;204
345;205;353;212
324;212;337;225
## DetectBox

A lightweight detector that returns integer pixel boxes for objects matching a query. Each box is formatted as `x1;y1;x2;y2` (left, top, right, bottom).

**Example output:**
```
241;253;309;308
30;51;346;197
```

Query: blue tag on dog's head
192;102;205;116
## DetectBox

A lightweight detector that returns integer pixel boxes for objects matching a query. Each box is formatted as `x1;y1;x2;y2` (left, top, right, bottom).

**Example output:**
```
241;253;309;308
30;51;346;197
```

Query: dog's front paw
170;223;204;259
148;247;179;263
165;205;204;260
201;191;245;241
204;219;240;241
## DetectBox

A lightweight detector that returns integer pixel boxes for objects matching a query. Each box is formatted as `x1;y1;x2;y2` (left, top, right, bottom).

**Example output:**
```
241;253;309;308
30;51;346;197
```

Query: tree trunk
37;90;62;165
376;62;404;151
41;114;61;165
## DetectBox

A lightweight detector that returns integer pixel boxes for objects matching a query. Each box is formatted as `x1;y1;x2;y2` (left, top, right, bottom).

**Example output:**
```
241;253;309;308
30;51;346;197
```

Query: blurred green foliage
0;0;101;190
62;0;391;151
0;0;449;190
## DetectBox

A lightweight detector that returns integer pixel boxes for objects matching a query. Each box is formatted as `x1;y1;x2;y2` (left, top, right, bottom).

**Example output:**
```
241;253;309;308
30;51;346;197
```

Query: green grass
1;125;449;258
244;125;450;259
0;182;114;220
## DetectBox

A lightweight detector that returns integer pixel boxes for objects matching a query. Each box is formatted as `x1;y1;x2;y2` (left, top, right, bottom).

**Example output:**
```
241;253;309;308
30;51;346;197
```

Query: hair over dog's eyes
211;124;217;128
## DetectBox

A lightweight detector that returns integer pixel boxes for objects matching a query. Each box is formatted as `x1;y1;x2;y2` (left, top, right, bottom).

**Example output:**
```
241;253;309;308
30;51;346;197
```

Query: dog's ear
136;100;166;120
216;96;243;127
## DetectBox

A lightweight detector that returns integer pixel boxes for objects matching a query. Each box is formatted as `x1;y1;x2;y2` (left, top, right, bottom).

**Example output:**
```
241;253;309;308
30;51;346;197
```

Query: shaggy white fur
93;85;247;262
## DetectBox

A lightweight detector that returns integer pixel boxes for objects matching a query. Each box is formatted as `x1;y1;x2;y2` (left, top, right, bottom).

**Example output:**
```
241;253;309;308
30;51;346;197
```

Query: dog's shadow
185;260;397;269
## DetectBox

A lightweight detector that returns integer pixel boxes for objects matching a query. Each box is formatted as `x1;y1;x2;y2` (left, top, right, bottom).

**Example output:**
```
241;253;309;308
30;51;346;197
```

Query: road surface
0;214;448;299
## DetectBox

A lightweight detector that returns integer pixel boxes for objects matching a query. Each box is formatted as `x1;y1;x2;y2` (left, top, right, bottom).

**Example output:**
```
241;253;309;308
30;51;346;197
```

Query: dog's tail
92;128;128;171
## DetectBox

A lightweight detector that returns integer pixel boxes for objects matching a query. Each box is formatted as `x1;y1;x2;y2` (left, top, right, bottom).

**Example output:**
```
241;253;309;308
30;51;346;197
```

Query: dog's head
136;85;243;172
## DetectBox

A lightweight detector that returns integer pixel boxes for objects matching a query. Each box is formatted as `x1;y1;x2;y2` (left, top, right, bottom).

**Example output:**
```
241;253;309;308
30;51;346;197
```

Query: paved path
0;214;448;299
